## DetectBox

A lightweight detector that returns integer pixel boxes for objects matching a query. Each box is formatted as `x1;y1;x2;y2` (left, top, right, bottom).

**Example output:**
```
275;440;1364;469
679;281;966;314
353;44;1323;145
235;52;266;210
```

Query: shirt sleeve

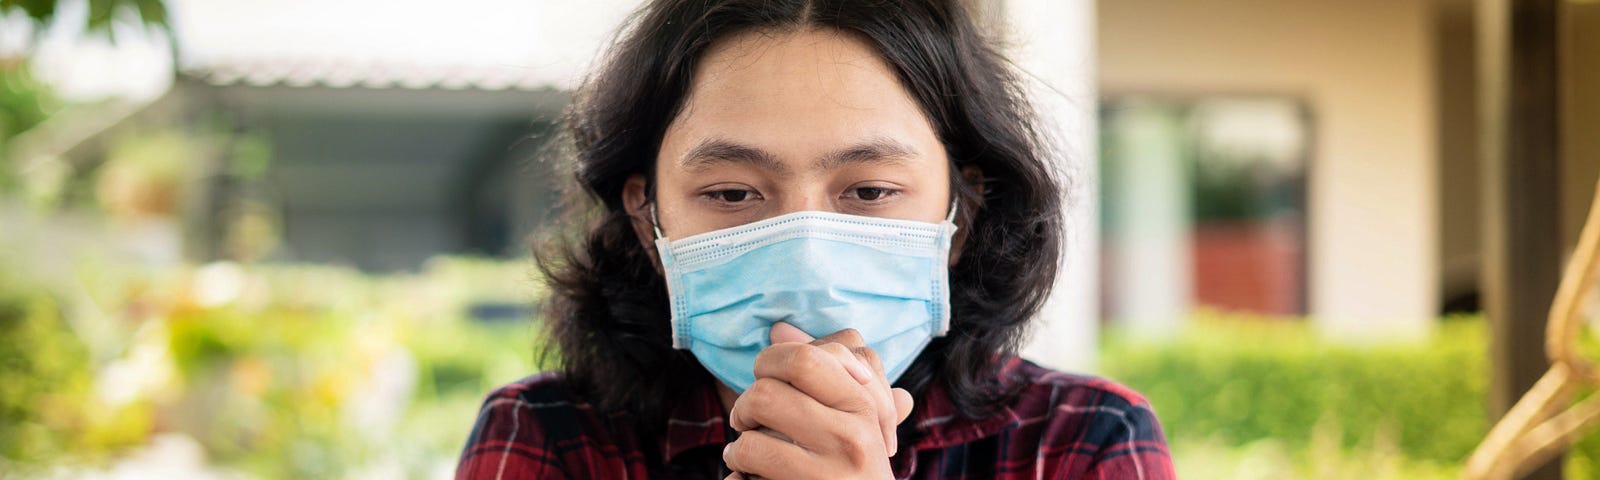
456;391;572;480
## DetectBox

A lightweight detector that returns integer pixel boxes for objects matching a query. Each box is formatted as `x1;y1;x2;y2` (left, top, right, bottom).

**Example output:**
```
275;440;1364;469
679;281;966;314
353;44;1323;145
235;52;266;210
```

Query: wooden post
1480;0;1564;477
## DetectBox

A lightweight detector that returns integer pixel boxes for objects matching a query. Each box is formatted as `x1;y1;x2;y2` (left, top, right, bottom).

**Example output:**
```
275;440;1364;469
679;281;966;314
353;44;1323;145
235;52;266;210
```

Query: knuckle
753;343;794;368
842;392;876;414
790;345;829;373
834;423;881;465
728;404;751;430
743;379;779;409
835;328;865;345
852;346;881;366
820;342;852;358
723;439;748;471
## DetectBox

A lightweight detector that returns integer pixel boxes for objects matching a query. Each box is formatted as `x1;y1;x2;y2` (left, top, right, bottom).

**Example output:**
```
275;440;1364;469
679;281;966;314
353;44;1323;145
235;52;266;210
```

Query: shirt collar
659;358;1025;462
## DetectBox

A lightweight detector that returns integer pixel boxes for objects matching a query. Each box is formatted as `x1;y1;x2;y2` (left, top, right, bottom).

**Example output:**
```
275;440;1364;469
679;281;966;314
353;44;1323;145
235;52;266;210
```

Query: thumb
892;387;915;424
769;321;815;344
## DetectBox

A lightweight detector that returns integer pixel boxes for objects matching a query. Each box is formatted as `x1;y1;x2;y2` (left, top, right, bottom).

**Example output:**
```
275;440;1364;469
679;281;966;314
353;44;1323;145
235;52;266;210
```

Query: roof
181;59;566;92
166;0;646;93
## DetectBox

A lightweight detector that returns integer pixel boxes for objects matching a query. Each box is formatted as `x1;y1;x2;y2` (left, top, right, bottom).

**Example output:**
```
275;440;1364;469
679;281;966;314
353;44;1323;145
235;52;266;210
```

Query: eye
703;188;761;204
846;186;898;202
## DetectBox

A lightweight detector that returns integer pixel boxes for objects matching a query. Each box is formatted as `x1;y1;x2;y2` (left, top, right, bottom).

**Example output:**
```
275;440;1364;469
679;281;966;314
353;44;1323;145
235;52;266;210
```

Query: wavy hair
536;0;1064;432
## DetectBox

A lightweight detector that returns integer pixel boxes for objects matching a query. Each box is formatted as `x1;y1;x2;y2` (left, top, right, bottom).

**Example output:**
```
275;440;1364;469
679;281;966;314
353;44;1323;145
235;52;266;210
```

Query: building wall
1098;0;1439;337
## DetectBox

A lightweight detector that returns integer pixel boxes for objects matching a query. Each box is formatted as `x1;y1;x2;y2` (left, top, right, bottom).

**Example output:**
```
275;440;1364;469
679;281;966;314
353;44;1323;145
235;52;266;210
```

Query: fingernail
847;356;873;384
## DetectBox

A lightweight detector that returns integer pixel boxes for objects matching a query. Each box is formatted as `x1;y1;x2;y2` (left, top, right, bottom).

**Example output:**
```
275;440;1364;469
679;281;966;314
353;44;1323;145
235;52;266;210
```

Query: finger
752;343;874;414
724;428;818;480
893;387;914;423
755;426;793;444
770;321;815;344
810;333;898;457
808;329;875;385
819;343;897;456
752;339;896;457
729;378;863;450
770;325;874;385
848;344;886;379
816;342;875;385
813;328;867;351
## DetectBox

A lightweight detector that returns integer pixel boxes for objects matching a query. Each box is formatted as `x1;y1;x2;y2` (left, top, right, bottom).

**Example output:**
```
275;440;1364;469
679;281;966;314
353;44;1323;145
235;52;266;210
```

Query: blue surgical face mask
652;204;957;393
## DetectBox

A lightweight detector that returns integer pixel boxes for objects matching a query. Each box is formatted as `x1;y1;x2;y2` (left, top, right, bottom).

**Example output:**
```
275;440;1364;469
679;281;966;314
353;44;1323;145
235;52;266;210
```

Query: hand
723;323;916;480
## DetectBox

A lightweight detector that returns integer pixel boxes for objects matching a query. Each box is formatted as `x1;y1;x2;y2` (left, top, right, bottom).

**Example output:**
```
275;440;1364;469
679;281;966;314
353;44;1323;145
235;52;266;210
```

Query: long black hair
537;0;1064;431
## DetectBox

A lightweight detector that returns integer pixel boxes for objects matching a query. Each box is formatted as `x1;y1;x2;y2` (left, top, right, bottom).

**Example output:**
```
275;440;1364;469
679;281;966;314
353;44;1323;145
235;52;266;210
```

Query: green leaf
134;0;166;27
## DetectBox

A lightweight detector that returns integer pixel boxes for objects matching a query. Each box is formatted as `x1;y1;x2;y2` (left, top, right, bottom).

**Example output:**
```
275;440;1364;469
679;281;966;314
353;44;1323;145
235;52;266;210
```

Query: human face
624;28;951;239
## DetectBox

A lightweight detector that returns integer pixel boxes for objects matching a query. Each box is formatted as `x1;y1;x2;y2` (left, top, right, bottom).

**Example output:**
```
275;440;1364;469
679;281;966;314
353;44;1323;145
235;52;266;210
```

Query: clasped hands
722;322;915;480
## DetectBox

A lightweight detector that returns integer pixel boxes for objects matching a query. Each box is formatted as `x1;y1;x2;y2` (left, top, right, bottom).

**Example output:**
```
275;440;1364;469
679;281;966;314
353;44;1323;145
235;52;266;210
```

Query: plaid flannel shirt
457;357;1175;479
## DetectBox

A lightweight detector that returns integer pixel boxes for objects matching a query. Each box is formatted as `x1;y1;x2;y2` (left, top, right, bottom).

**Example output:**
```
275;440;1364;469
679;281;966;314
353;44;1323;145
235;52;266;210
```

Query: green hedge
1102;314;1600;478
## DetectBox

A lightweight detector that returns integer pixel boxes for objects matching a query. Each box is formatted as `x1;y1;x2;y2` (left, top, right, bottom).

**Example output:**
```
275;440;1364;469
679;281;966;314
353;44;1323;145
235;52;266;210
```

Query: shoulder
467;372;599;445
455;373;619;480
1003;358;1175;479
1005;357;1156;418
476;371;587;411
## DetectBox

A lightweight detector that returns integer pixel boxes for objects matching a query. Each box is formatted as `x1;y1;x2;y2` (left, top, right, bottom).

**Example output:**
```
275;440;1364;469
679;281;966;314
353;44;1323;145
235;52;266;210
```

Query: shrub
0;266;149;470
1102;313;1599;478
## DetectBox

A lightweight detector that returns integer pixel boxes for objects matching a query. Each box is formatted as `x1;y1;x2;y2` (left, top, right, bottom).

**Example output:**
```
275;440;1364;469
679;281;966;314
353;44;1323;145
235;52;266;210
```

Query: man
458;1;1173;478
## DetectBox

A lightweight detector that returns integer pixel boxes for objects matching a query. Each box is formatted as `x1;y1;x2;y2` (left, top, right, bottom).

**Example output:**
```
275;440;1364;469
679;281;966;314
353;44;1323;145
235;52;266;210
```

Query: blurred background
1;0;1598;478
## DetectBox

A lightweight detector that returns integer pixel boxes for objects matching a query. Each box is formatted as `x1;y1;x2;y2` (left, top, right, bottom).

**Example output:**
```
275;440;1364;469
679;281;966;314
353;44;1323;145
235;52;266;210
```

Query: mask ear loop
945;199;959;224
649;202;665;240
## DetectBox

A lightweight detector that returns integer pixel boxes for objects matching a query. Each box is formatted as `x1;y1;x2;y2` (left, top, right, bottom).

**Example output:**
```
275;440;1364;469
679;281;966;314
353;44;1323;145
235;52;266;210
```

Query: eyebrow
680;138;787;174
818;136;919;170
677;136;920;174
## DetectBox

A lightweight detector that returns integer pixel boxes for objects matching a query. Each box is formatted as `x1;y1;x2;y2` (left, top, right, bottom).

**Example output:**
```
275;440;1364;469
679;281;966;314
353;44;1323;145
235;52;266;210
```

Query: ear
622;174;663;270
948;165;986;267
960;165;986;196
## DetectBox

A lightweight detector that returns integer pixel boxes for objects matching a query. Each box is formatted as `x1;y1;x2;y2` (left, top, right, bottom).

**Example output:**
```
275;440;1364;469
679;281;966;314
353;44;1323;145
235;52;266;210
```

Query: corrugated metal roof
182;59;565;91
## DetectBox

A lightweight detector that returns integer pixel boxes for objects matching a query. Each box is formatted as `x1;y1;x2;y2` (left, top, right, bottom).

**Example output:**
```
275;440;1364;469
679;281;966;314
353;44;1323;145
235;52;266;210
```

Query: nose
777;191;836;216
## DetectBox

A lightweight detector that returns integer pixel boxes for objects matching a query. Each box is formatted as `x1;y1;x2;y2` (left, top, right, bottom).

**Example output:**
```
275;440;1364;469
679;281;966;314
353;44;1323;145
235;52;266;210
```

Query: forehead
660;28;943;171
691;28;898;101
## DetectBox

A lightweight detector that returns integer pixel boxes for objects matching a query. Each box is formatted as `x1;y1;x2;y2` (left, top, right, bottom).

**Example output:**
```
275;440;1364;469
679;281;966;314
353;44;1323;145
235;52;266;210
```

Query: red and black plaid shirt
457;357;1174;479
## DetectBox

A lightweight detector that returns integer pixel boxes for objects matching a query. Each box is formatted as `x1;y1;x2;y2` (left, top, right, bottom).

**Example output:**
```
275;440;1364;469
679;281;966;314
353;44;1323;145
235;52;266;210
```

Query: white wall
1099;0;1439;338
1004;0;1102;372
